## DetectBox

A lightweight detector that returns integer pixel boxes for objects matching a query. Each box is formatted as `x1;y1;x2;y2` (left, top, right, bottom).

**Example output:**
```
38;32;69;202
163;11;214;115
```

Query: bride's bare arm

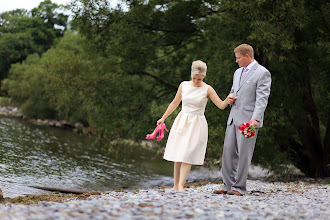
157;83;183;125
207;86;231;110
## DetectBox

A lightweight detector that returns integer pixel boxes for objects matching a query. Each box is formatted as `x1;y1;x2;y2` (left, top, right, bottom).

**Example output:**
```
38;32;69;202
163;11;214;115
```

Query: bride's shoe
156;123;168;141
146;124;162;139
146;123;168;140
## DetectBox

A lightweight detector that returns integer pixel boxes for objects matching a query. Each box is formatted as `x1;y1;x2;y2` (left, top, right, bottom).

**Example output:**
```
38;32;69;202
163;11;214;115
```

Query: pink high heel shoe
156;123;168;141
146;123;168;141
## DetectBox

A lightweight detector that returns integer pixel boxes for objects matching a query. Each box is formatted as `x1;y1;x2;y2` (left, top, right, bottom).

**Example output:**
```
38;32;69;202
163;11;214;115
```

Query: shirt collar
245;60;257;71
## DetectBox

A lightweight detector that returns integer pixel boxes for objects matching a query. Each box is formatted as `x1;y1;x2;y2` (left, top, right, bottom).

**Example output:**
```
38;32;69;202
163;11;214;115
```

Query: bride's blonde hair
191;60;207;78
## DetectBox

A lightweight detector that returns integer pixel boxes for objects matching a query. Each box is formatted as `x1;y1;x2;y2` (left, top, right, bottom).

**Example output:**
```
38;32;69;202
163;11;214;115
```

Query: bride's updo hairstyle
191;60;207;78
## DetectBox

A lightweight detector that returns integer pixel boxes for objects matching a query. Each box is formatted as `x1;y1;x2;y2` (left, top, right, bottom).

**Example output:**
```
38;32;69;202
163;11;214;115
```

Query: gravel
0;180;329;219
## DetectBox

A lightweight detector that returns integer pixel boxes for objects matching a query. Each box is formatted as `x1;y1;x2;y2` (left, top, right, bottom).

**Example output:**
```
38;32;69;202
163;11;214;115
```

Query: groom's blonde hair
234;44;254;59
191;60;207;77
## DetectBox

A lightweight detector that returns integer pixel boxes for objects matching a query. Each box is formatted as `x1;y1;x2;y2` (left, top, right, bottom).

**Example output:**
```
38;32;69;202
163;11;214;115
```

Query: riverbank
0;179;329;219
0;164;279;199
0;105;91;134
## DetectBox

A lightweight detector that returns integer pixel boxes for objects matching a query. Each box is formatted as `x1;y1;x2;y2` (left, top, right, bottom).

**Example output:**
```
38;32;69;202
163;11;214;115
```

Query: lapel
237;62;259;91
234;68;243;95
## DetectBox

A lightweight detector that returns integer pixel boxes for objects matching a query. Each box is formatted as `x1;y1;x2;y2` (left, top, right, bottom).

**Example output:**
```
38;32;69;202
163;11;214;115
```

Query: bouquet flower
238;122;256;138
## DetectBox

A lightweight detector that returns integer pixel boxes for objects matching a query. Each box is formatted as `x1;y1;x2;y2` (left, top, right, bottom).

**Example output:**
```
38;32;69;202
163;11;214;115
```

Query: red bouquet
238;122;256;138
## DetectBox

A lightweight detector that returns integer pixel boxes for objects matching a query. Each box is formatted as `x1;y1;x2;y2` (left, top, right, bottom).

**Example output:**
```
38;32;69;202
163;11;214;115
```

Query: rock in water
29;186;89;194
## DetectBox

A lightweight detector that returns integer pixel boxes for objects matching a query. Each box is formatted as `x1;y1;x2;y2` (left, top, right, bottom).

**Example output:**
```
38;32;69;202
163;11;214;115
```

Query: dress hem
163;157;204;166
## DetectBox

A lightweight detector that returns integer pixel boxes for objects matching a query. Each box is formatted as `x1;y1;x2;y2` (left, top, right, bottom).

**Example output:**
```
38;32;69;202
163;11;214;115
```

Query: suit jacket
227;61;271;128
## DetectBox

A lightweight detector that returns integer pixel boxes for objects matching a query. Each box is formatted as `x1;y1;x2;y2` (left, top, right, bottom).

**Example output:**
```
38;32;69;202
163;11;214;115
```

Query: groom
214;44;271;196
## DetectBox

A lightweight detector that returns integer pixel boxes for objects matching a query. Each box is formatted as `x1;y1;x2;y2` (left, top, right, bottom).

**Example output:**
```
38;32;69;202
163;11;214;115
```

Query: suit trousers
221;121;258;194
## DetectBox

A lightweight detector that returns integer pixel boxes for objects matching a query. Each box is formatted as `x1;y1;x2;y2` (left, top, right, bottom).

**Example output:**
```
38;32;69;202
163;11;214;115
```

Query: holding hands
226;94;259;127
227;94;237;105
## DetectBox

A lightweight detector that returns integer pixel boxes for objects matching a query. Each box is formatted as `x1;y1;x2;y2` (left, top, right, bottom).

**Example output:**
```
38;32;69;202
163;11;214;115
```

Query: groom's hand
250;119;259;127
228;94;237;104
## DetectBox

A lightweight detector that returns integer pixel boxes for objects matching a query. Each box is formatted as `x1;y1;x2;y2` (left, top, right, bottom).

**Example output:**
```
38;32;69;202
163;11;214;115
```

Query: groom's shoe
227;190;243;196
213;190;227;194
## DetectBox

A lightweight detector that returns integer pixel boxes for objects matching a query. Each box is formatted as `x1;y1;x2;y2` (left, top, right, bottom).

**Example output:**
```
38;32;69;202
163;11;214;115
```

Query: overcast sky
0;0;120;13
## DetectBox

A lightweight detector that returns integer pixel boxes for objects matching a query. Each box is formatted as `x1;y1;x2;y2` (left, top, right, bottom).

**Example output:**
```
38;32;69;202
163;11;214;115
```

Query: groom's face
235;52;249;67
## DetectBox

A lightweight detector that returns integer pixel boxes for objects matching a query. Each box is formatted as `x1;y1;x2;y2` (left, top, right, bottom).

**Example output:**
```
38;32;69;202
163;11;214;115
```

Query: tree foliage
3;0;329;177
0;0;69;79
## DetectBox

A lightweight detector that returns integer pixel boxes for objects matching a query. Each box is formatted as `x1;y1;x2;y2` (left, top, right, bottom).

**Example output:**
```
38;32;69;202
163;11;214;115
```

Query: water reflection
0;116;223;198
0;116;175;197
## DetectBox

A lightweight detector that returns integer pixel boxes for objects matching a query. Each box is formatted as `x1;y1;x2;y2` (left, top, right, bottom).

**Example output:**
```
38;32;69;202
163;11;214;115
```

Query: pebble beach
0;180;329;219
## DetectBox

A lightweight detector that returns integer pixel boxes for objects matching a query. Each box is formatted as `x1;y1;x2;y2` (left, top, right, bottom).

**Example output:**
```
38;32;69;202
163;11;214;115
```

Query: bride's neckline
187;81;207;88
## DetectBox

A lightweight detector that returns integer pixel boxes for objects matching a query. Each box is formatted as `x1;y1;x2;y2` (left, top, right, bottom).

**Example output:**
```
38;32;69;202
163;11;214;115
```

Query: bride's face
191;74;204;87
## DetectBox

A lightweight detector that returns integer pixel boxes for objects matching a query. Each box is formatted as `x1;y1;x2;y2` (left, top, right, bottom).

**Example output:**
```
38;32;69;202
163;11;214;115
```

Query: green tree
2;32;85;120
43;31;158;140
205;0;329;178
70;0;329;177
3;30;155;144
0;0;69;79
31;0;69;38
2;53;56;118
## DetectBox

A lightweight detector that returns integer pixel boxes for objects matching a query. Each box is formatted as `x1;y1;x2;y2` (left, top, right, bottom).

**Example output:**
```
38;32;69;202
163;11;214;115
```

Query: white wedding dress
163;81;209;165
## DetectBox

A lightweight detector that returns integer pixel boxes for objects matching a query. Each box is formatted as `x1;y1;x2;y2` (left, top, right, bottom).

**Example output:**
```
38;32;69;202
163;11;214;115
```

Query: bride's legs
172;162;182;190
178;162;191;191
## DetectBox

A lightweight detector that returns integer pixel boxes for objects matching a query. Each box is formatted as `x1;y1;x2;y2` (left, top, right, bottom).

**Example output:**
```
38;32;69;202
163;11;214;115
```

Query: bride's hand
228;93;236;99
157;118;165;125
227;94;237;104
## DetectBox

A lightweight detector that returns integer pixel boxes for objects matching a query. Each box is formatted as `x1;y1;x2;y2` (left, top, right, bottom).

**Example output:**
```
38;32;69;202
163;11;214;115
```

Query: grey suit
222;61;271;194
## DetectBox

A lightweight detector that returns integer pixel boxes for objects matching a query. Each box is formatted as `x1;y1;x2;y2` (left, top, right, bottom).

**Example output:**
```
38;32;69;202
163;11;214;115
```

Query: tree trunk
324;106;330;176
296;125;327;178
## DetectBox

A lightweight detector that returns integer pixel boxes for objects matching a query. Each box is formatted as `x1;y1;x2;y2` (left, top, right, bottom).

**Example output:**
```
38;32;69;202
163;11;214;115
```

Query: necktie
242;68;249;77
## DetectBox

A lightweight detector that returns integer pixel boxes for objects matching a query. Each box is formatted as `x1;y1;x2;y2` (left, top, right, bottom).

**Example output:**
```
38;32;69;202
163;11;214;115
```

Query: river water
0;116;222;198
